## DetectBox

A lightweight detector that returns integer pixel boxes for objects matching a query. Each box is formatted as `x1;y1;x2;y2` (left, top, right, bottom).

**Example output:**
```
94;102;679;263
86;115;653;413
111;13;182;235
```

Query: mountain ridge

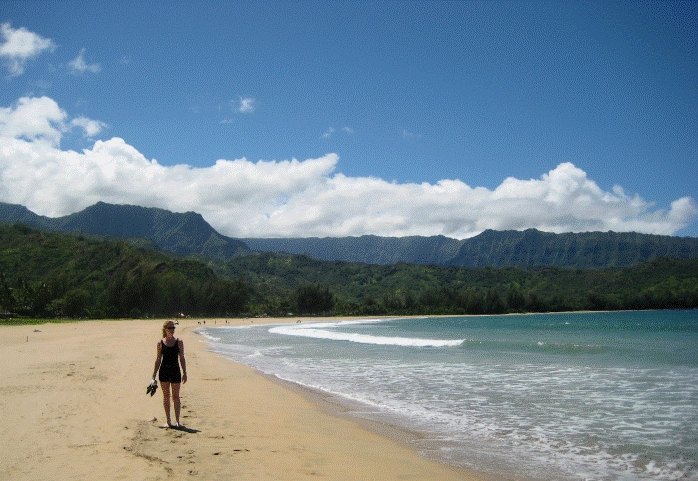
449;228;698;269
0;201;248;258
242;235;464;265
1;201;696;268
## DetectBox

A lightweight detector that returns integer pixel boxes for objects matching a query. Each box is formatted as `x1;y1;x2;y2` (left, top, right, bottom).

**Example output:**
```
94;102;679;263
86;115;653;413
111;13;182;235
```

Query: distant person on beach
152;321;187;427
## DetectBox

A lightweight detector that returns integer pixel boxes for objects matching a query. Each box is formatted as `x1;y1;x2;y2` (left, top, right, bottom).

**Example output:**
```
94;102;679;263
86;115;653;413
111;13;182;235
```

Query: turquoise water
200;310;698;480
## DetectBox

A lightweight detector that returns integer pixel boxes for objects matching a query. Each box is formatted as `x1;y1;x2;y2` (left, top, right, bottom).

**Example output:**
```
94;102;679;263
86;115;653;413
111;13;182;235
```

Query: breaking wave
268;323;463;347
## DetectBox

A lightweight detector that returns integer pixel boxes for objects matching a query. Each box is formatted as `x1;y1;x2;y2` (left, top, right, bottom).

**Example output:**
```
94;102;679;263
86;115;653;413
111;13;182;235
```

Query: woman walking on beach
152;321;187;427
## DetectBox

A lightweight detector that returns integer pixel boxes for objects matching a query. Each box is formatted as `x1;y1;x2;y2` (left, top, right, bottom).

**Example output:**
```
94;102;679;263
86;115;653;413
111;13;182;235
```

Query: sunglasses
166;326;176;330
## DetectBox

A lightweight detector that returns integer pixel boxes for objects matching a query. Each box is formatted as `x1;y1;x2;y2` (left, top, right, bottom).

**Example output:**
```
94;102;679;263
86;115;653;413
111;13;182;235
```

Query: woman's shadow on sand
158;425;200;433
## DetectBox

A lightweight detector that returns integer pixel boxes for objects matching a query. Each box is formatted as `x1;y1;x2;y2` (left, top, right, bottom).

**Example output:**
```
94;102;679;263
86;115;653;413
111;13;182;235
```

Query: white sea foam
195;329;221;343
268;324;464;347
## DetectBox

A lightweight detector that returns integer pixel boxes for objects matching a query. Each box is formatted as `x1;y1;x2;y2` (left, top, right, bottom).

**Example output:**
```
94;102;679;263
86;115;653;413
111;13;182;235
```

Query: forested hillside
244;229;698;268
449;229;698;268
0;224;250;319
215;252;698;315
1;224;696;320
243;235;463;265
0;201;249;258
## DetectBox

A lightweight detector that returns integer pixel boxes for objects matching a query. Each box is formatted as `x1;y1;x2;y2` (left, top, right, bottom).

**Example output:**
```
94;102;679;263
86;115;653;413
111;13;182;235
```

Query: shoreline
254;370;516;481
198;317;526;481
0;317;495;480
195;316;501;480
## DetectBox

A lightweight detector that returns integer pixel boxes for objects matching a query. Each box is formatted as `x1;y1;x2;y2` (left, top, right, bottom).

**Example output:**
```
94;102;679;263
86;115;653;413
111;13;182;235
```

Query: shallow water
200;310;698;480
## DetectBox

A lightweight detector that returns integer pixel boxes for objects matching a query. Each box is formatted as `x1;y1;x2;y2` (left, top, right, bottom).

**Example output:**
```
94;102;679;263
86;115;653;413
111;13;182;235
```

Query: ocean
198;310;698;480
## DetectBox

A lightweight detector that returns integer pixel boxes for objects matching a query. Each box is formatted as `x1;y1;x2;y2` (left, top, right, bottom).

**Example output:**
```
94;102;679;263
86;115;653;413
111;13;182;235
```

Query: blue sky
1;1;696;238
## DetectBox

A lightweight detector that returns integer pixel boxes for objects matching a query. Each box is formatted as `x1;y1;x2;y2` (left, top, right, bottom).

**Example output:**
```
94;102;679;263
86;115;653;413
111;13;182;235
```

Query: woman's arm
152;341;163;380
178;339;187;384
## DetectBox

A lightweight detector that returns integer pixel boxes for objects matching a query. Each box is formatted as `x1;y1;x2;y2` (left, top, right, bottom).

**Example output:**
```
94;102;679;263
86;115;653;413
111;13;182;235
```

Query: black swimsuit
158;338;182;383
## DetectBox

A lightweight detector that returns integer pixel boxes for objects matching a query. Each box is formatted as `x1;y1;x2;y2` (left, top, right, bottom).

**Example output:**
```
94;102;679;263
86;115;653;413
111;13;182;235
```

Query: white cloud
0;96;696;239
0;23;56;77
0;96;66;146
323;126;354;138
68;48;101;74
0;97;108;146
71;116;107;137
238;97;255;113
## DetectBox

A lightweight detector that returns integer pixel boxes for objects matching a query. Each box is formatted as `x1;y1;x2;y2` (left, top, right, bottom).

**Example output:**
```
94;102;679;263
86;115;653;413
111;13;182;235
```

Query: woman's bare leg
160;381;172;426
171;382;182;427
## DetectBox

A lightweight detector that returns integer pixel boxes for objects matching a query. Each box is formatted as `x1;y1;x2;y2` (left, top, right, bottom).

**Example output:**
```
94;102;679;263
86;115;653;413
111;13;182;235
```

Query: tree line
1;223;697;320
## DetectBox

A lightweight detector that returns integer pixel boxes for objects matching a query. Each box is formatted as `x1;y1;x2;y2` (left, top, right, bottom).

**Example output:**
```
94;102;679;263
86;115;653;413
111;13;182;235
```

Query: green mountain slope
243;235;463;265
0;223;251;318
0;201;249;258
450;229;698;268
244;229;698;268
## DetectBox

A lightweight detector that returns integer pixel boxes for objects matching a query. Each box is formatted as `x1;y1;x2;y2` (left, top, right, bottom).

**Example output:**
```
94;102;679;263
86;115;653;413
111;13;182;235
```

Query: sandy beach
0;318;489;480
